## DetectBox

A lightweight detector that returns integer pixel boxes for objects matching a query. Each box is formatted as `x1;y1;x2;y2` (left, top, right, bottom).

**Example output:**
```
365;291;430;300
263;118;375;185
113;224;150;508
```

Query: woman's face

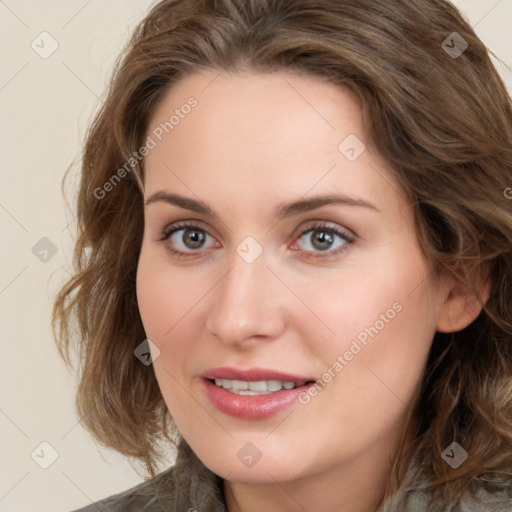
136;69;446;483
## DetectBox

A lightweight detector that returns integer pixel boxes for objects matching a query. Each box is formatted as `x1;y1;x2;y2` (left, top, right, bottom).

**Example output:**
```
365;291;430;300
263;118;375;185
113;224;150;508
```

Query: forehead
143;69;403;216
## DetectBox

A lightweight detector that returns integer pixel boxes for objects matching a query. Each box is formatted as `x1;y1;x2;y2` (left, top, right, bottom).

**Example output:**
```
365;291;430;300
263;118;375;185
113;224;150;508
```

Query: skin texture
136;69;485;512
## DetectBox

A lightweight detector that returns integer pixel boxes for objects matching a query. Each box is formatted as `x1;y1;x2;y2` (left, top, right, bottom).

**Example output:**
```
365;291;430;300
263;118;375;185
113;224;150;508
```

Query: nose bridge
206;242;284;345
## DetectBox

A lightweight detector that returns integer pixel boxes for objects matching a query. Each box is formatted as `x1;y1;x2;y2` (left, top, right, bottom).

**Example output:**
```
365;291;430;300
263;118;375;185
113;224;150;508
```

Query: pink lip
200;367;316;420
200;367;314;382
202;380;314;419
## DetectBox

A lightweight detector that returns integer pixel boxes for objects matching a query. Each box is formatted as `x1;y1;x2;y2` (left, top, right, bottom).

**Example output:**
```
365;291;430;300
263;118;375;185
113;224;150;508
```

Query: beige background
0;1;511;511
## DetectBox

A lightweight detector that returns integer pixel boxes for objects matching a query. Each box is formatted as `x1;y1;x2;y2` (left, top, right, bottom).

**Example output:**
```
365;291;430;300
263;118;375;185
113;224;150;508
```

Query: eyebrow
144;191;379;219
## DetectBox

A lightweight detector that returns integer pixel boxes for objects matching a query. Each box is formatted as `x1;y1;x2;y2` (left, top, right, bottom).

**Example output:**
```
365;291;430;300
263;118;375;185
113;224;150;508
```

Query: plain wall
0;1;511;510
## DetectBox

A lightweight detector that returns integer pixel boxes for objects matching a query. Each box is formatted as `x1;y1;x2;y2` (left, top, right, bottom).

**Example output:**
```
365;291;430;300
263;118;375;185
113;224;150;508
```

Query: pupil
185;229;205;248
313;230;333;251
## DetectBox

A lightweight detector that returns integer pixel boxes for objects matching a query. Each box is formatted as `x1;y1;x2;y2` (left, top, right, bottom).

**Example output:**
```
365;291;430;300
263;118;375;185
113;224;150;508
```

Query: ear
436;272;492;333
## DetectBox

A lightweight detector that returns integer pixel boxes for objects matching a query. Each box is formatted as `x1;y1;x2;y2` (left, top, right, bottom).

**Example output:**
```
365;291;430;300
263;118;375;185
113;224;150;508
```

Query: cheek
135;247;211;378
136;259;168;340
135;247;195;339
135;252;196;419
316;269;437;425
301;258;433;350
305;246;437;383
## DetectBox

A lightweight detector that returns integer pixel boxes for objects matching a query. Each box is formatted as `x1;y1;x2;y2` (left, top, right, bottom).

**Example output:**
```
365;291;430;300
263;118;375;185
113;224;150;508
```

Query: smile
212;378;308;395
203;379;314;419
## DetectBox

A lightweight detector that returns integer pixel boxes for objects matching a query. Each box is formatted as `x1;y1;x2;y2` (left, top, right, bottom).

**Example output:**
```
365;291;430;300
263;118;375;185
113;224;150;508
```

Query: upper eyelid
162;219;352;236
162;220;219;240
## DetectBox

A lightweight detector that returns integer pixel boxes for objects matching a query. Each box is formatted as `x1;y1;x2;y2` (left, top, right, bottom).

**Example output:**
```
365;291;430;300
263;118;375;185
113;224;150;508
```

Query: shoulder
68;440;226;512
69;467;174;512
381;476;512;512
459;477;512;512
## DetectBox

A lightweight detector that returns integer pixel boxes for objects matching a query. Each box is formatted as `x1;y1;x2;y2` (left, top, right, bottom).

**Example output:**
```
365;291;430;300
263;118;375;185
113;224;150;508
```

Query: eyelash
155;221;356;260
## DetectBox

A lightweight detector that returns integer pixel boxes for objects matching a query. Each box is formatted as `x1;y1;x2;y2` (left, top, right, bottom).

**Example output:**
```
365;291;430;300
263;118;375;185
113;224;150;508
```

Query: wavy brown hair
52;0;512;508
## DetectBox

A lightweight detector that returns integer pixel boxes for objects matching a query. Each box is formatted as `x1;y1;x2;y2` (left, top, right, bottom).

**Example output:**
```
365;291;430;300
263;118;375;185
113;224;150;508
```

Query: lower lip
203;378;313;419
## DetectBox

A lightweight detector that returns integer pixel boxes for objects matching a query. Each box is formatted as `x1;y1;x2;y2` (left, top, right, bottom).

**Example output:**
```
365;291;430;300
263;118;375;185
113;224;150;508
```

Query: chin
194;443;309;484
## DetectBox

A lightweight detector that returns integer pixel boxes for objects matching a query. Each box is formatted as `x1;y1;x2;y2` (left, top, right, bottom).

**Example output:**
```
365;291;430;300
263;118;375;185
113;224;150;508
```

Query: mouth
208;378;313;395
200;367;317;419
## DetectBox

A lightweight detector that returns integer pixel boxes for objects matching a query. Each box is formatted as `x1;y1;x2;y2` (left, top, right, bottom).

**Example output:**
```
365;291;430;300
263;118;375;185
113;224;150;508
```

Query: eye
290;222;355;259
156;222;218;258
155;221;355;260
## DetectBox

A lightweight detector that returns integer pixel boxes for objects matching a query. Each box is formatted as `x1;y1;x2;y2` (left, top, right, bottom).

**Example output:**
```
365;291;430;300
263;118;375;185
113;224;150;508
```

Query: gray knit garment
71;439;512;512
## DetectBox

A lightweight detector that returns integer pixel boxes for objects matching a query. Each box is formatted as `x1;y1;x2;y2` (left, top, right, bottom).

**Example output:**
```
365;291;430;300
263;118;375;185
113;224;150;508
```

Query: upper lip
201;367;315;383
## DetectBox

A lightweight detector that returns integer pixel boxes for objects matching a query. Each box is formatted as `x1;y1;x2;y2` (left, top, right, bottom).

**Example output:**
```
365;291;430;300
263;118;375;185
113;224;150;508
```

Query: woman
52;0;512;510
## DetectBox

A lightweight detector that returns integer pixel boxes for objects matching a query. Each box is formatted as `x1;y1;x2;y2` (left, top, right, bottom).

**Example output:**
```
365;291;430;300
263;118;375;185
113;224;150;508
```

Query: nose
205;244;286;348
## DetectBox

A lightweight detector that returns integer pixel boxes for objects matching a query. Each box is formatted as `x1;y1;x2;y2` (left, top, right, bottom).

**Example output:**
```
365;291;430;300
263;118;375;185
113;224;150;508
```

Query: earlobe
436;277;491;333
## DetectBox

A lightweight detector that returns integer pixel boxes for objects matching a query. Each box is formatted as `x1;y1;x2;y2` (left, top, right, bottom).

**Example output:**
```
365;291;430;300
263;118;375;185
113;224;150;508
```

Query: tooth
248;380;268;392
215;378;303;394
238;389;272;395
296;381;306;387
267;380;283;392
231;380;248;392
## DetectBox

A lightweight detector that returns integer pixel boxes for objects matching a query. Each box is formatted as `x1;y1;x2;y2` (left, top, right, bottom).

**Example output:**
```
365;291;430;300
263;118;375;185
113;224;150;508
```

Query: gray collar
77;438;512;511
